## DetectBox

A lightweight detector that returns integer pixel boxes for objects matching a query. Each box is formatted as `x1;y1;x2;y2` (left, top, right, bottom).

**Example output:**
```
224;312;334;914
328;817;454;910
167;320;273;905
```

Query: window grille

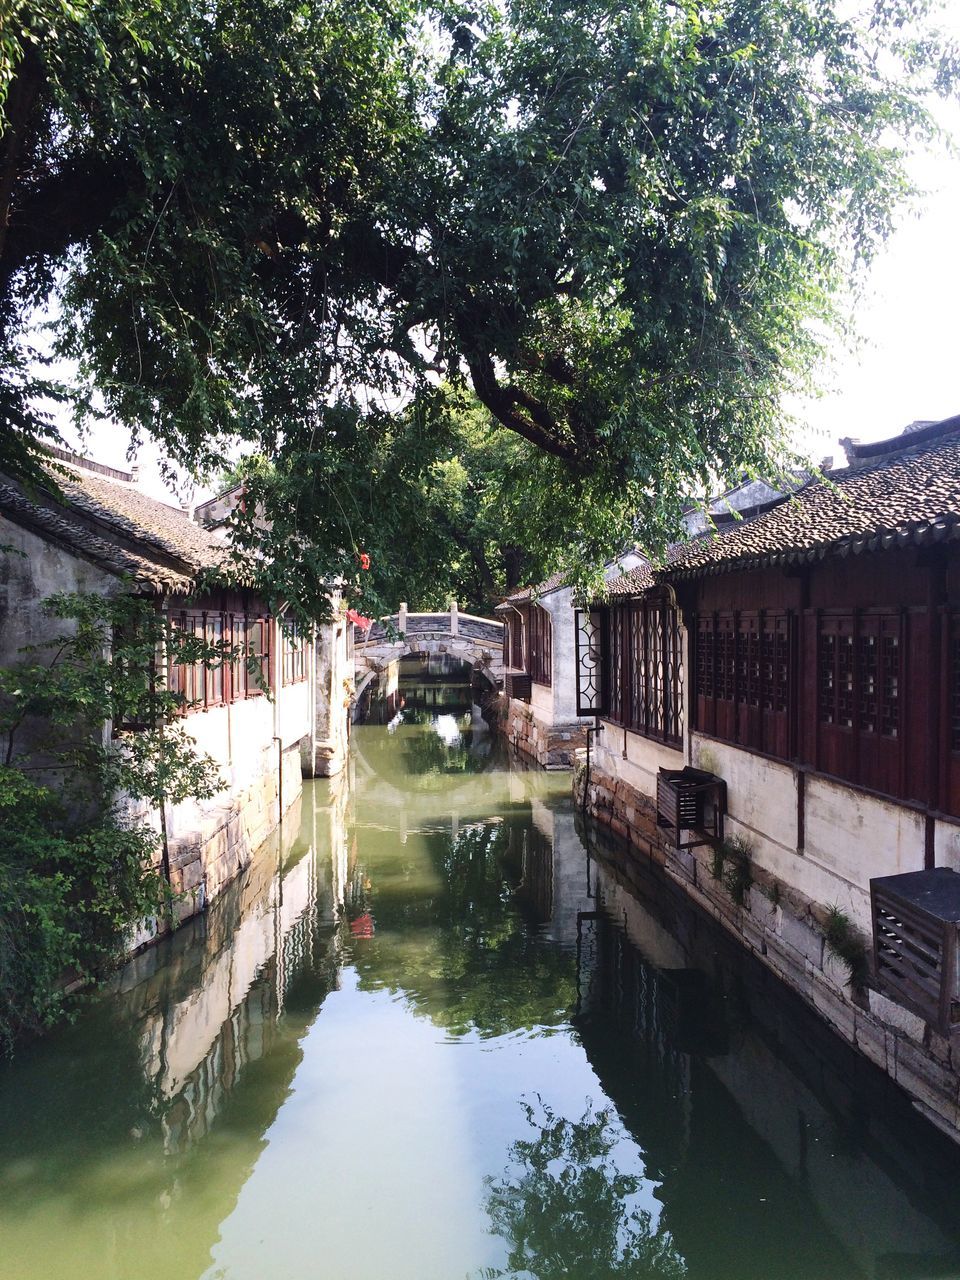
282;621;310;685
574;608;608;716
529;605;553;686
695;611;790;758
604;596;683;747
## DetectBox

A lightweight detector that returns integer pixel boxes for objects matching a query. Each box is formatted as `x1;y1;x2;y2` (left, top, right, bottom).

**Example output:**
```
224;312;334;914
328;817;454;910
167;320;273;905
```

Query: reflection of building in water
116;775;350;1153
361;653;482;723
576;822;960;1279
513;796;593;944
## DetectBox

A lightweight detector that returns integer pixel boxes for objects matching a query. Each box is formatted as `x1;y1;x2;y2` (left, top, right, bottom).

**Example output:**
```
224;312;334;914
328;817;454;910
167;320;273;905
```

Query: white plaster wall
177;695;275;790
690;736;798;859
935;818;960;873
593;721;685;803
804;774;925;890
0;516;119;664
530;678;554;721
278;678;313;749
544;585;578;722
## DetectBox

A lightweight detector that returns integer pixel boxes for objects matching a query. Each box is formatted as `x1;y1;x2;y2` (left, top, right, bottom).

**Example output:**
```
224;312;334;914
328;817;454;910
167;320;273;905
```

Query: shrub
0;591;224;1054
0;767;169;1052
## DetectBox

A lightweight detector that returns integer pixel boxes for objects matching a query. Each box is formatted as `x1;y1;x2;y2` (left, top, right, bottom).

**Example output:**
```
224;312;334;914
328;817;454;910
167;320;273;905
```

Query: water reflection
483;1101;686;1280
2;707;960;1280
360;652;484;725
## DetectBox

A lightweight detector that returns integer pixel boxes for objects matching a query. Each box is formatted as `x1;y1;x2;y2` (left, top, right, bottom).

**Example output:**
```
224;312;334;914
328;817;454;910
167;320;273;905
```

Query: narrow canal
4;658;960;1280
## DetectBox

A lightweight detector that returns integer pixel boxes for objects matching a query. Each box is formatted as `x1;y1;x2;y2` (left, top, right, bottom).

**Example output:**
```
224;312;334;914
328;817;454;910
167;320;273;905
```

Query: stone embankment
503;699;587;768
575;757;960;1141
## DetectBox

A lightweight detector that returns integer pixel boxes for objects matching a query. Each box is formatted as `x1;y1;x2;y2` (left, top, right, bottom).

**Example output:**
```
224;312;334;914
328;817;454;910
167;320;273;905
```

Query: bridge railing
358;601;503;647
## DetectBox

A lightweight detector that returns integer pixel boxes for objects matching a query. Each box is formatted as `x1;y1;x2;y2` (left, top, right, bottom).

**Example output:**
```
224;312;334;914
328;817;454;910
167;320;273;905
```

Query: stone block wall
133;740;305;945
503;697;587;768
575;757;960;1143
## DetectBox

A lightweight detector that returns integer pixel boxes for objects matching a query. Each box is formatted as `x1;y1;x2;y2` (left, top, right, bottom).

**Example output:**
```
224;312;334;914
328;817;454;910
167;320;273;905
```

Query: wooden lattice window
760;617;789;713
718;617;736;702
282;620;310;685
205;613;225;706
816;611;902;794
696;615;714;700
695;611;792;759
529;605;553;686
605;595;683;747
881;631;900;739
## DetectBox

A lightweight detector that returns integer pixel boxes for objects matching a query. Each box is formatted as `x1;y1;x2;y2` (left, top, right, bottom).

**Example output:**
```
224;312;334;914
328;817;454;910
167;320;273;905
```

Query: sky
62;96;960;505
792;95;960;467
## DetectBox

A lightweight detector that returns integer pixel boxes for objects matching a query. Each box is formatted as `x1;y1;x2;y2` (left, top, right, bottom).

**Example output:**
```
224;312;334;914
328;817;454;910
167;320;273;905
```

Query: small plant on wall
823;906;869;992
709;835;753;906
722;837;754;906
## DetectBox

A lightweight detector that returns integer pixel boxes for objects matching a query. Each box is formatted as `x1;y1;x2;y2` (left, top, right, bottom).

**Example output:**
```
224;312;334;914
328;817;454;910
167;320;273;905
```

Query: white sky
63;98;960;504
792;95;960;466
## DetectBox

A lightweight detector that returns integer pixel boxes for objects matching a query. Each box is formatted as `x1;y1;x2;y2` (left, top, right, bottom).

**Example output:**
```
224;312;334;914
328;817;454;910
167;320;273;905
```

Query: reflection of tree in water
481;1100;687;1280
396;715;488;776
350;822;577;1037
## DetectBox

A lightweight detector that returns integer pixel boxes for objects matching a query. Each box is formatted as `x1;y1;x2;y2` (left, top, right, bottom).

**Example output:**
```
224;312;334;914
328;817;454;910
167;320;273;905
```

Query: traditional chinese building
0;449;351;941
575;413;960;1139
496;554;646;768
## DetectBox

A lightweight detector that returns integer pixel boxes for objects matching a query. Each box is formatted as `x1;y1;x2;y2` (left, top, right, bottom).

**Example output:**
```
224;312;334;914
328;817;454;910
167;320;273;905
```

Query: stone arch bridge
352;602;504;706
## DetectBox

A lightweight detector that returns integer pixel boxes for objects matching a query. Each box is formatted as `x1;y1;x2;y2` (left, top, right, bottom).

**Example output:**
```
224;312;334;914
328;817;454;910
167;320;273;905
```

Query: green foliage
722;837;754;906
823;905;869;990
710;835;752;904
2;0;957;609
0;765;168;1052
481;1100;687;1279
710;842;727;882
0;590;225;1054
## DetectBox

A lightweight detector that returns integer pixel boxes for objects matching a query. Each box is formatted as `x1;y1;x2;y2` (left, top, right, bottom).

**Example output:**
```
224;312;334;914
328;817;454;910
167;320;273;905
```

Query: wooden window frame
694;610;791;759
605;596;683;748
282;620;310;686
529;604;553;687
170;607;274;713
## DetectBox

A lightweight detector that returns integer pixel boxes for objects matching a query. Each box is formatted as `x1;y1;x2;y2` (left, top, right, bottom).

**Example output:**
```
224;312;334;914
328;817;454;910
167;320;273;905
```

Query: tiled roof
58;467;226;574
604;562;655;597
498;549;650;608
498;570;568;607
0;458;229;593
666;414;960;580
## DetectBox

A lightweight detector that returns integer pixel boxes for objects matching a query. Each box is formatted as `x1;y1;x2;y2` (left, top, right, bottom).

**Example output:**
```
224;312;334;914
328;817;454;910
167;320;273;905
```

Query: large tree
1;0;955;614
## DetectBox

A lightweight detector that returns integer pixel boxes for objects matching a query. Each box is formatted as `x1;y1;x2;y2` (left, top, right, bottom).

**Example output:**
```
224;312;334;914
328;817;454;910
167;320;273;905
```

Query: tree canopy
2;0;956;613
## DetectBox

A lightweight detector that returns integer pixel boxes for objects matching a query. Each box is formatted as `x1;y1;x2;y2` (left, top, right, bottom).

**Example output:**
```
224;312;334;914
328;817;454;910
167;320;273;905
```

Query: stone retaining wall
503;697;587;768
575;757;960;1142
133;741;305;945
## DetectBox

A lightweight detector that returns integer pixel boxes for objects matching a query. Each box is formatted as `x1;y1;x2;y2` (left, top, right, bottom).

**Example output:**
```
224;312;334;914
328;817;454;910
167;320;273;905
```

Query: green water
4;703;960;1280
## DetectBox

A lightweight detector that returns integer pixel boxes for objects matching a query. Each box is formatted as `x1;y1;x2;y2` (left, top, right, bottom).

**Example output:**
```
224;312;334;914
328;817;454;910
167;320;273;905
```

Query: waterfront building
575;413;960;1139
496;553;646;768
0;448;352;940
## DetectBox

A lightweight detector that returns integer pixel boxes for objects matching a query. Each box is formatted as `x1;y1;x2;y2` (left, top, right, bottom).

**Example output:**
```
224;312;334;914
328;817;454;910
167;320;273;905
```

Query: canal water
4;665;960;1279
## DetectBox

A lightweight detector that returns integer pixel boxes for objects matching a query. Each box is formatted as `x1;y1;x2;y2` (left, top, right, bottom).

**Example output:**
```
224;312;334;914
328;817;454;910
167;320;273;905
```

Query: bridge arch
352;606;504;710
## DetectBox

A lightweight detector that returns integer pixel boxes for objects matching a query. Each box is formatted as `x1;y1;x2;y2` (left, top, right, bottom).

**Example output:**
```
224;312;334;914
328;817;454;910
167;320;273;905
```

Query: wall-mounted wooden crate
656;766;726;851
504;671;532;702
871;868;960;1033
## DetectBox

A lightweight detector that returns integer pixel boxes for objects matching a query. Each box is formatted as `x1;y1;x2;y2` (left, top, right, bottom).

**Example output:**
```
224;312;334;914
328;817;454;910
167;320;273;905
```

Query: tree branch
466;349;578;462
